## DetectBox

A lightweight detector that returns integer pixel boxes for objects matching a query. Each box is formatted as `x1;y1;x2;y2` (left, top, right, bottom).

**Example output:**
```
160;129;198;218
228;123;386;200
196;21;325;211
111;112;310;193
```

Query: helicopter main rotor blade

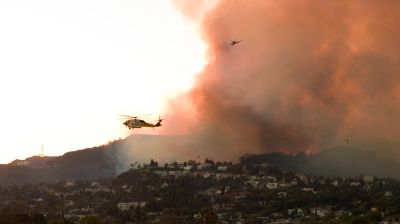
120;114;152;117
119;115;138;119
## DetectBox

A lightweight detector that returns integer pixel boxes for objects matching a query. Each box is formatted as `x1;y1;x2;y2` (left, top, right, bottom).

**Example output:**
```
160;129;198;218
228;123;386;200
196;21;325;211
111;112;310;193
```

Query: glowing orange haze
161;0;400;160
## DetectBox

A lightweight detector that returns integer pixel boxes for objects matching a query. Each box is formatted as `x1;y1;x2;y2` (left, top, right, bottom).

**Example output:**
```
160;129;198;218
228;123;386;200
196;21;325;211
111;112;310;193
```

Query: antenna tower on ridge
40;144;45;157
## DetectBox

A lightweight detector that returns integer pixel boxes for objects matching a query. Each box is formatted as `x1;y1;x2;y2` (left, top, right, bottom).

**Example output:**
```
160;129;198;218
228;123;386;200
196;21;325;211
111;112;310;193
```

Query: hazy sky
0;1;208;163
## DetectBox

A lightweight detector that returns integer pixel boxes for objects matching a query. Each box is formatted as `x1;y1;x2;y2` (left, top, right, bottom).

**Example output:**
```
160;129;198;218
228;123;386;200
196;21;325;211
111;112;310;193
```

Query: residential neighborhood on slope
0;155;399;224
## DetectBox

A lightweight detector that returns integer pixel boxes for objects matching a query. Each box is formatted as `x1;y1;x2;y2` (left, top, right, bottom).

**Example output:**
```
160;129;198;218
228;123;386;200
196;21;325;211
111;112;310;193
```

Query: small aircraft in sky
120;115;163;130
229;38;241;46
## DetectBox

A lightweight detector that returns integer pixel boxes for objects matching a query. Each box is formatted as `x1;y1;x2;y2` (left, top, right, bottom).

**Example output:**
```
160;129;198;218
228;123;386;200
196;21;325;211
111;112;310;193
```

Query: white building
117;202;146;211
15;160;30;166
161;182;169;188
203;163;213;168
288;208;304;216
197;164;204;170
63;181;75;188
363;175;374;184
91;182;100;187
266;182;278;190
278;192;287;198
296;173;308;182
311;207;330;217
385;191;393;197
217;166;228;172
302;187;314;193
183;165;193;171
266;176;277;182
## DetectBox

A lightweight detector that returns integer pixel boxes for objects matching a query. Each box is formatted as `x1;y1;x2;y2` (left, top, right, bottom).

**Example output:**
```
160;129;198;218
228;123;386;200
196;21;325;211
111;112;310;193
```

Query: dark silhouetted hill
0;141;121;186
0;134;189;186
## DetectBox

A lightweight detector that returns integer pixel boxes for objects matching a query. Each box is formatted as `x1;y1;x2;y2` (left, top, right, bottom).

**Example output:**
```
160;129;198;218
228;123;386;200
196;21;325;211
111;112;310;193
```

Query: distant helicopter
120;115;163;130
229;38;241;46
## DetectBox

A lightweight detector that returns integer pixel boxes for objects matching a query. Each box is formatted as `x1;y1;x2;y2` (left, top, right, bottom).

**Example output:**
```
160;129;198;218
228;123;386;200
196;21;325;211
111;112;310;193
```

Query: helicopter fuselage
123;118;161;130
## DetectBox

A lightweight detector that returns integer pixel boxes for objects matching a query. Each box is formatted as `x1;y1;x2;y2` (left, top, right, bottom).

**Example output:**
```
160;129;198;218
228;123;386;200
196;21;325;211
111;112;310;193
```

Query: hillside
1;135;400;186
0;145;119;186
0;134;189;186
240;146;400;178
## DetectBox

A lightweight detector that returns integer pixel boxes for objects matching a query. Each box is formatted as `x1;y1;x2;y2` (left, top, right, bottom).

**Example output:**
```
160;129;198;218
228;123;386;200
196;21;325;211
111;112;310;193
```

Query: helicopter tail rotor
156;115;163;127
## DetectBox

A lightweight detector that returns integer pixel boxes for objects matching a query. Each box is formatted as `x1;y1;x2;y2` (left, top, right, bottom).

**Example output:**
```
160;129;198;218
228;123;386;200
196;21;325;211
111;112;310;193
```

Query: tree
48;219;73;224
160;208;185;224
196;208;218;224
80;216;103;224
368;211;383;222
351;216;370;224
150;159;158;167
204;159;214;165
134;206;144;220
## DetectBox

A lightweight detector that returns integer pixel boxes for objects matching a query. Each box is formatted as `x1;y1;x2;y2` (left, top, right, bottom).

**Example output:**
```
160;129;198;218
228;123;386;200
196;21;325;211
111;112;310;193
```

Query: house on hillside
183;165;193;171
302;187;315;193
153;170;168;177
311;207;331;217
217;166;228;171
287;208;304;216
363;175;374;184
266;182;278;190
117;202;146;211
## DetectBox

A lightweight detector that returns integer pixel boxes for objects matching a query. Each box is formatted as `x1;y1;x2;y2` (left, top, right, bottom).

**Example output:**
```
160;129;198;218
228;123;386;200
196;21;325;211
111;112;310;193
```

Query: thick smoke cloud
163;0;400;161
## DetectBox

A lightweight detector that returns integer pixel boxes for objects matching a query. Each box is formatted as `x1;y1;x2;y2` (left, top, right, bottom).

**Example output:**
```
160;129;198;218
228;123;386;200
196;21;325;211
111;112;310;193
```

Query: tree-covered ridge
2;135;400;187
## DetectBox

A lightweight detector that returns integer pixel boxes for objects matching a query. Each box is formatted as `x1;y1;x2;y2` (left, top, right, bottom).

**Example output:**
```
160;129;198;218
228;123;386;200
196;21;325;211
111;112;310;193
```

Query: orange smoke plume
165;0;400;160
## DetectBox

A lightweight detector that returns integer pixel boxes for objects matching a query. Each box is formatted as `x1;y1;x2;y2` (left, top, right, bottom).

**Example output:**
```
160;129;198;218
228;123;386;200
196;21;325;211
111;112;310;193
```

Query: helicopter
229;38;241;45
120;115;163;130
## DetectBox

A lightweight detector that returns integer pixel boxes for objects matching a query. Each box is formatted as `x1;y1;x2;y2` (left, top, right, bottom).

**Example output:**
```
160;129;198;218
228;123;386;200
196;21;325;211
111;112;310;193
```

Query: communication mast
40;144;45;157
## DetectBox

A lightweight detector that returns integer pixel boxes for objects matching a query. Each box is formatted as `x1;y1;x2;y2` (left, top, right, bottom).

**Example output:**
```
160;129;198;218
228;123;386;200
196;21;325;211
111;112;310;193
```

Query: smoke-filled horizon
161;0;400;161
